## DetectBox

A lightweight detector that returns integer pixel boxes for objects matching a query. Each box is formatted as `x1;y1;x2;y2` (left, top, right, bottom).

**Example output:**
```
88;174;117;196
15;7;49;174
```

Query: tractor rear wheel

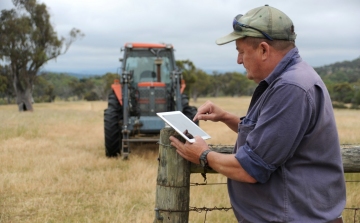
181;94;199;125
104;91;123;157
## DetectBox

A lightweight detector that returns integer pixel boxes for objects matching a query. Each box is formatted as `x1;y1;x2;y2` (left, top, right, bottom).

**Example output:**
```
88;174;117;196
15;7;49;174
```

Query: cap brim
215;31;246;45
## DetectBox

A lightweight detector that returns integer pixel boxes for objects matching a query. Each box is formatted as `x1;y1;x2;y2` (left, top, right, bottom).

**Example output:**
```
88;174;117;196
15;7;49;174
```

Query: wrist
199;149;212;168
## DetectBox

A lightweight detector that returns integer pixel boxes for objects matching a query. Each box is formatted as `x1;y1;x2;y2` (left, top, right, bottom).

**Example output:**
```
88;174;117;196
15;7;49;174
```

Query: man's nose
237;55;243;64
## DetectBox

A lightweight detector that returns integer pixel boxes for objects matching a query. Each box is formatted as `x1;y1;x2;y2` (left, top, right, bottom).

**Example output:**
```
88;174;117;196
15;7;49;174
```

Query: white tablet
157;111;211;143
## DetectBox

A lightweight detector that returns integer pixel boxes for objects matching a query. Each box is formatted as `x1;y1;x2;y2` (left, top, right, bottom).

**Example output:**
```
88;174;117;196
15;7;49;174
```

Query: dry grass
0;97;359;223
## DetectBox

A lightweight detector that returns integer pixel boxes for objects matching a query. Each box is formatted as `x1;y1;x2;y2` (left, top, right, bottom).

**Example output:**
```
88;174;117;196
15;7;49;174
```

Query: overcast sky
1;0;359;75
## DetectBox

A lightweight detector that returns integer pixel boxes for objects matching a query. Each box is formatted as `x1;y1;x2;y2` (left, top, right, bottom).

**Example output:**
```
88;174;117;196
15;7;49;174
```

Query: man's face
235;39;263;83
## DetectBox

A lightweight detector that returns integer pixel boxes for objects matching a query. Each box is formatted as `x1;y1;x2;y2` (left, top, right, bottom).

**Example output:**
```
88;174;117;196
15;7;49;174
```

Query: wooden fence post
341;146;360;172
154;127;190;223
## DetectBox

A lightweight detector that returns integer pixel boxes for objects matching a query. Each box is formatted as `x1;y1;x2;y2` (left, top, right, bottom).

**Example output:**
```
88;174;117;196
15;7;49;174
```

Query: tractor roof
124;42;173;49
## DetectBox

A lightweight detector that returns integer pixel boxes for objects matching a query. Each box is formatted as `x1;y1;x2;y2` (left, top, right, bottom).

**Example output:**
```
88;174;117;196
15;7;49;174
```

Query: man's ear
259;42;270;61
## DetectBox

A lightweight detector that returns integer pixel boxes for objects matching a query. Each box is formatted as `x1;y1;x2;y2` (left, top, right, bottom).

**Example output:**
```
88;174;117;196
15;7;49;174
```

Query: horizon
41;55;360;77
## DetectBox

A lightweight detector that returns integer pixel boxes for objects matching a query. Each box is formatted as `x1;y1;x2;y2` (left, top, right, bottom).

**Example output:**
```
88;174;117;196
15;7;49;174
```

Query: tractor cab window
124;50;174;85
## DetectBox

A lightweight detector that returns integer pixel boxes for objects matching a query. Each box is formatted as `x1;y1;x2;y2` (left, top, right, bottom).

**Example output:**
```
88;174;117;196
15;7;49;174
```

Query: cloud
1;0;359;74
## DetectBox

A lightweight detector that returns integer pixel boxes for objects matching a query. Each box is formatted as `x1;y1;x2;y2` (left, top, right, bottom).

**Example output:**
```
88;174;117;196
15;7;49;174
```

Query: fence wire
158;140;360;222
184;179;360;223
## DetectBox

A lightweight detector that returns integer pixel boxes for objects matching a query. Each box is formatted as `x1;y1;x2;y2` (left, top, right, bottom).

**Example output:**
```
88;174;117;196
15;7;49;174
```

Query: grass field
0;97;359;223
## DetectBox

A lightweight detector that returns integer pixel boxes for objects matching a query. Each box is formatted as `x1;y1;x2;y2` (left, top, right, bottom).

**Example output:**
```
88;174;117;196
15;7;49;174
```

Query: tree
0;65;15;104
0;0;84;111
332;83;354;103
100;72;119;100
83;76;102;101
42;73;78;101
190;69;210;102
222;72;248;97
208;72;223;97
176;60;197;96
68;78;85;101
33;74;55;102
351;83;360;108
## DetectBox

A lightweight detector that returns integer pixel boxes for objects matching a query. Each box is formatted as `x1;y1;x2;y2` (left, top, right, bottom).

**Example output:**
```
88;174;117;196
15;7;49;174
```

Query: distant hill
315;57;360;83
43;72;111;79
65;72;100;79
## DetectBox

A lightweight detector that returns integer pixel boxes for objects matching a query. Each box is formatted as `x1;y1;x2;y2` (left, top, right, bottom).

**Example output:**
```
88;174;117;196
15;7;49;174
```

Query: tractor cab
122;43;173;85
120;43;179;118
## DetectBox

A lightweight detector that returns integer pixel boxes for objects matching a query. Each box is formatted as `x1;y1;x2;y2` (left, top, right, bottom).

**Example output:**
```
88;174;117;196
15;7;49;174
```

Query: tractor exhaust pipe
155;58;162;82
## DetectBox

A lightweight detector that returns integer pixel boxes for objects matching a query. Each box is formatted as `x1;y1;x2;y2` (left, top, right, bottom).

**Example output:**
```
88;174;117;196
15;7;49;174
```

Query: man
169;5;346;223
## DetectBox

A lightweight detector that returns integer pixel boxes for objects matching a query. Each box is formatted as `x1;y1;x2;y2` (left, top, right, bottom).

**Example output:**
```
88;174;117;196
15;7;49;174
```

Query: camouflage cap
216;5;296;45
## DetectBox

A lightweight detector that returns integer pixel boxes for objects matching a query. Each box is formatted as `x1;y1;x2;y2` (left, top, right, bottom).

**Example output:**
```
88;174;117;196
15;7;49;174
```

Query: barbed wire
190;182;227;186
190;206;233;223
156;206;232;214
156;206;233;223
208;144;234;148
189;206;233;213
190;180;359;185
156;142;171;148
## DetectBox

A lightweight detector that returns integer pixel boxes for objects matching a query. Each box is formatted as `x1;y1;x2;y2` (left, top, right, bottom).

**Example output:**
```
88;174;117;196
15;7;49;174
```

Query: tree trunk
6;94;12;104
12;66;37;111
13;73;34;112
212;87;220;97
16;88;33;111
191;90;198;102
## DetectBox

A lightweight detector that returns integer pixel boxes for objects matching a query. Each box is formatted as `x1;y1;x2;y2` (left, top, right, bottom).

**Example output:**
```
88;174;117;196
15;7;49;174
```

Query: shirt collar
263;47;301;85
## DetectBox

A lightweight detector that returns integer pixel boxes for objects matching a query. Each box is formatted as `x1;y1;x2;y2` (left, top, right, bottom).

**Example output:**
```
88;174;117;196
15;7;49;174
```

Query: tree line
0;64;257;104
1;56;360;108
315;57;360;108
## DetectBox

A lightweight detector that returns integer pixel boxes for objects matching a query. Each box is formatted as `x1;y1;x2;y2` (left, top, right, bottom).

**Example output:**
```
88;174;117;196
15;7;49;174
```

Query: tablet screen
157;111;211;143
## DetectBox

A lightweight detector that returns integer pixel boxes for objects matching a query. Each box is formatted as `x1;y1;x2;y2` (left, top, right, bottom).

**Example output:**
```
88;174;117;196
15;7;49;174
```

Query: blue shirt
228;47;346;222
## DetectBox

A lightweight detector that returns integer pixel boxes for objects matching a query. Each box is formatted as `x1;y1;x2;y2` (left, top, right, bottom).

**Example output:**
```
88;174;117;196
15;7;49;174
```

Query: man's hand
183;129;194;139
169;135;209;164
193;100;240;133
193;100;227;122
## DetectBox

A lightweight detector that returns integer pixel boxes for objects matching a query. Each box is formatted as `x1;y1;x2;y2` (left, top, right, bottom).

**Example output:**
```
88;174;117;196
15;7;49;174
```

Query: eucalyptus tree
0;0;84;111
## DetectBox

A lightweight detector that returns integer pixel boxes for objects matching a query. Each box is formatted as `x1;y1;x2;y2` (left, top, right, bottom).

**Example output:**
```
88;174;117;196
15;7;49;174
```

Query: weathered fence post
154;127;190;223
341;146;360;172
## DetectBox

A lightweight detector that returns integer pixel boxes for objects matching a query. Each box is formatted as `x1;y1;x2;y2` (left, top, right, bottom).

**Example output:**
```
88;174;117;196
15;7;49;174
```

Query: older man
170;5;346;223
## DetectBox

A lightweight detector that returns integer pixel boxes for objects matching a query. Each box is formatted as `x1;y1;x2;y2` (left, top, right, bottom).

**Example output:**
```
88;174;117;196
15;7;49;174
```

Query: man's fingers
170;136;185;149
193;101;213;121
169;136;179;146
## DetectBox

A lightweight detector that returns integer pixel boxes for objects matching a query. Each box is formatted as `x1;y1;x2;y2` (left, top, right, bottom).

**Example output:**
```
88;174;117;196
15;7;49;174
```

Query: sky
1;0;359;75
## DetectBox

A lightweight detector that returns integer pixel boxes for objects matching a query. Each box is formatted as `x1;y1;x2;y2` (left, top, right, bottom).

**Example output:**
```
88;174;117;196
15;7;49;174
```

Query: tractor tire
104;91;123;157
181;94;199;125
181;94;190;108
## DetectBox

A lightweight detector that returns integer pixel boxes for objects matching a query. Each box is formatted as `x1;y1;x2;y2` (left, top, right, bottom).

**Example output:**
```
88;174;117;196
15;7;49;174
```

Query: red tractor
104;43;198;159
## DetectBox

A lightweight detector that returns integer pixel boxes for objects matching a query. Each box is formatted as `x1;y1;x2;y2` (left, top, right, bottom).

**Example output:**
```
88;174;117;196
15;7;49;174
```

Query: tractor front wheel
104;91;123;157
